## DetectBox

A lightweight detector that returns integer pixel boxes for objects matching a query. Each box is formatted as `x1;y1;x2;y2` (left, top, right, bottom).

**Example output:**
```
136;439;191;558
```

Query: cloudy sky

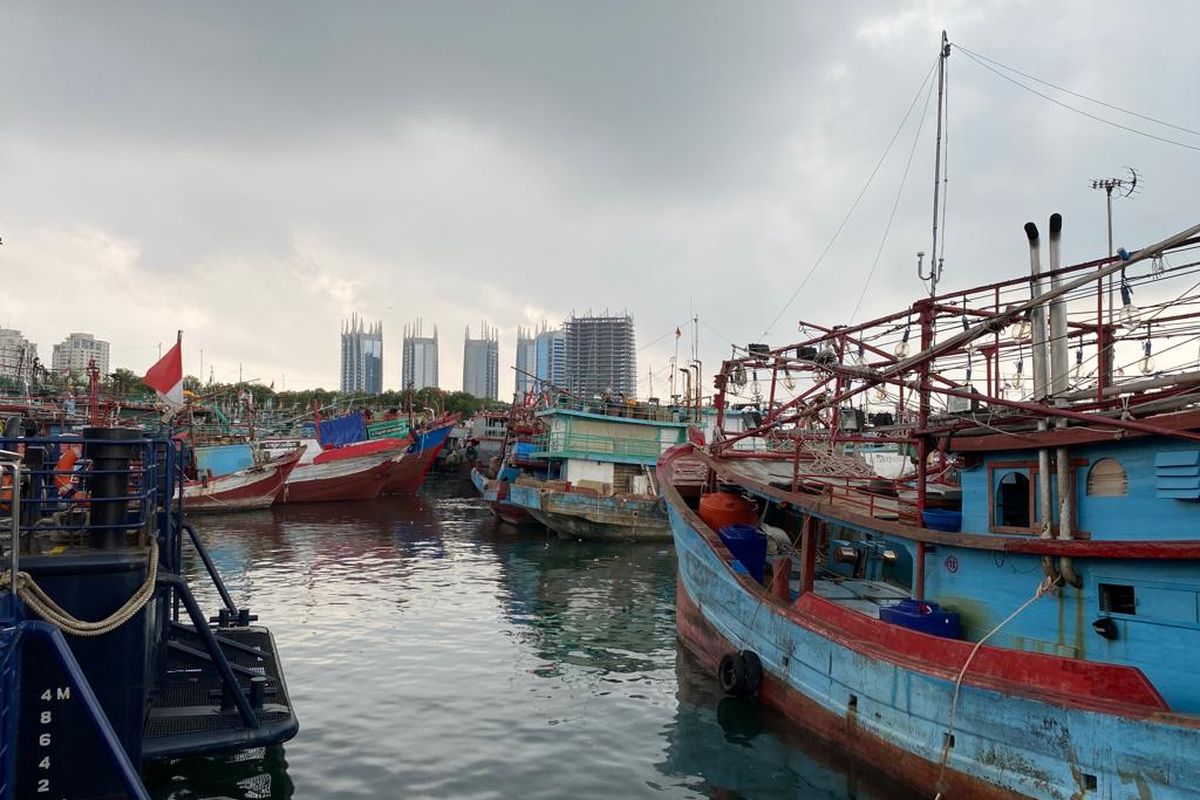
1;1;1197;396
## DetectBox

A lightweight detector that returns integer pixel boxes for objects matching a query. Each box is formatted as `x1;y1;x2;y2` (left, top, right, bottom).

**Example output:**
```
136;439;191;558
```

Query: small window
1099;583;1136;615
995;471;1031;528
1087;458;1128;497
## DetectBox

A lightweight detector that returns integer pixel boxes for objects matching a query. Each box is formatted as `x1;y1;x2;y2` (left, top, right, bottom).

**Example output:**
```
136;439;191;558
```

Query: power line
850;68;938;322
954;43;1200;139
954;46;1200;153
760;55;940;340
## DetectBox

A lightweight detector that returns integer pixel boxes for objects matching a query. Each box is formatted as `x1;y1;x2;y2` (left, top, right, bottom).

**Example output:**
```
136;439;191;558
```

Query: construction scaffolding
564;313;637;399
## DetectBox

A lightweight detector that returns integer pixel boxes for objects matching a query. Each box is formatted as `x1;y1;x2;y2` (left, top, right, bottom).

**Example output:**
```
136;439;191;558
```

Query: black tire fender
718;650;763;697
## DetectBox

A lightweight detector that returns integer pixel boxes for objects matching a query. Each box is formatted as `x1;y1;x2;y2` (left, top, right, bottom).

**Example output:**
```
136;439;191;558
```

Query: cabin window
1087;458;1128;497
994;471;1031;529
1099;583;1136;615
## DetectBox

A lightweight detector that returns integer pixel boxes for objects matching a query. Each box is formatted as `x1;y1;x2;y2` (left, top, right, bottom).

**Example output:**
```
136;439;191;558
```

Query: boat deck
808;575;910;616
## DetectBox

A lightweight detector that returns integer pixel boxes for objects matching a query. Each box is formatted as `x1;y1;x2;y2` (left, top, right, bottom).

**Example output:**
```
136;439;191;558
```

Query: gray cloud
1;1;1197;394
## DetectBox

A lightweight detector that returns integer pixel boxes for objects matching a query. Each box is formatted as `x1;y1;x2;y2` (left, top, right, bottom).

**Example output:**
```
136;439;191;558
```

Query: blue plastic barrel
718;524;768;583
921;509;962;532
879;599;962;639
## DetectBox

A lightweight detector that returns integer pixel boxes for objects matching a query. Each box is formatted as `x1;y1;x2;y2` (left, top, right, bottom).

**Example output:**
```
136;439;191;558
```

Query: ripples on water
145;478;914;800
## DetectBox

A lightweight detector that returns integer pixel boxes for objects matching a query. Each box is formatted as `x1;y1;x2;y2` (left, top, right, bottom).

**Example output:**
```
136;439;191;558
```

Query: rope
932;573;1061;799
3;539;159;637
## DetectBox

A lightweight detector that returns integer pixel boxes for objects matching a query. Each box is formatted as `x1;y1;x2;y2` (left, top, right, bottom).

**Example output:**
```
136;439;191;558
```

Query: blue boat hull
667;499;1200;799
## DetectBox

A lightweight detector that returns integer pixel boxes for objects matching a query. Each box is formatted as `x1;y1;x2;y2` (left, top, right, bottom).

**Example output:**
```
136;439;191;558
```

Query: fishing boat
0;425;298;798
471;398;548;526
380;414;457;494
504;397;689;541
263;435;408;503
183;441;304;512
662;209;1200;798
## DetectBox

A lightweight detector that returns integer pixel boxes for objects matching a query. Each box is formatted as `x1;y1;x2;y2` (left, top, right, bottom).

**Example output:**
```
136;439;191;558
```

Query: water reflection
664;648;918;800
494;538;676;674
144;745;293;800
147;480;909;800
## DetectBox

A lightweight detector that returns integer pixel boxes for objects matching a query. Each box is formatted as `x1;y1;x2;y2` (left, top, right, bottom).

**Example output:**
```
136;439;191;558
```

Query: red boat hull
381;423;454;494
184;448;302;513
280;439;409;504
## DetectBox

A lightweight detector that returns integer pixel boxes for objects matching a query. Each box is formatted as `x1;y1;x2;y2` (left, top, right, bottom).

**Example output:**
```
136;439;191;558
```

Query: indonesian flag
145;336;184;407
675;326;682;338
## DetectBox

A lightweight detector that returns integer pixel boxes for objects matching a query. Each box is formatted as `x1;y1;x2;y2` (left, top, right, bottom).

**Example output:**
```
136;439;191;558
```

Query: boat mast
926;31;950;297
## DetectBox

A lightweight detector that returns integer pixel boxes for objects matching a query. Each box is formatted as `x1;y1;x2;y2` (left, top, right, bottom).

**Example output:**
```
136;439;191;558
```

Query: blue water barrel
921;509;962;532
718;524;767;583
879;599;962;639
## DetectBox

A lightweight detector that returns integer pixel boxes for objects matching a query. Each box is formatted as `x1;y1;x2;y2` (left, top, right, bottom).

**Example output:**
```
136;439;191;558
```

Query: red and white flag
145;334;184;407
674;326;682;338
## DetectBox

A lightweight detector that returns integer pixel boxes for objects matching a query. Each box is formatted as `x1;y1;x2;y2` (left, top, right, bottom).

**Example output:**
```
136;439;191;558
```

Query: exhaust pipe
1049;213;1081;588
1026;223;1059;583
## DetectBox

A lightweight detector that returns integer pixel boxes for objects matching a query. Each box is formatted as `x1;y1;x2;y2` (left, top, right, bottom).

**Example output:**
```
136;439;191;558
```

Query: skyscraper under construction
564;313;636;399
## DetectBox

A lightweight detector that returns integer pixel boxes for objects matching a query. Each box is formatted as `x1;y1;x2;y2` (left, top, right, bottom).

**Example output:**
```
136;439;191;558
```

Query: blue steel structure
0;426;297;799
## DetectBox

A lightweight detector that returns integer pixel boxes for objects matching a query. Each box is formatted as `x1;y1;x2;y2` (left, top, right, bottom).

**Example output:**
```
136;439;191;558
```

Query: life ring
718;650;763;697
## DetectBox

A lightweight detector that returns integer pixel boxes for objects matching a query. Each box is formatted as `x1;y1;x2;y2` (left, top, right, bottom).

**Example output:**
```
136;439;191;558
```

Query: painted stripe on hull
669;501;1200;799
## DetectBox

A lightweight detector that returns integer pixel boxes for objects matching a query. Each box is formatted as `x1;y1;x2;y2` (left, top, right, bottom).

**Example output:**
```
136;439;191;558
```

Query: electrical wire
954;43;1200;139
954;46;1200;153
850;73;937;321
760;55;940;340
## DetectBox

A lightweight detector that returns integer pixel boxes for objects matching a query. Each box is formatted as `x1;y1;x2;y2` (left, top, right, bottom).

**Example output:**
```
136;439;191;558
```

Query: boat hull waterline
510;483;671;542
470;467;538;526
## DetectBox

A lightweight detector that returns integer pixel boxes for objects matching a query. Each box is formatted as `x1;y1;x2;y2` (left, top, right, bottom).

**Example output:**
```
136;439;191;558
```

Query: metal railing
531;431;664;461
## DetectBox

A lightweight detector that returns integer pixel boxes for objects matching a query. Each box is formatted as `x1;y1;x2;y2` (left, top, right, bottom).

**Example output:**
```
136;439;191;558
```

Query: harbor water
145;478;917;800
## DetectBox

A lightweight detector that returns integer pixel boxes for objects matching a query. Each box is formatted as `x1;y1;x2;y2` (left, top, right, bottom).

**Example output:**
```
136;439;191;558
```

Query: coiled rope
2;539;159;638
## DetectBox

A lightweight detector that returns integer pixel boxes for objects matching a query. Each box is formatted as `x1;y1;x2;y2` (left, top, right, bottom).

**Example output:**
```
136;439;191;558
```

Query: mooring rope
932;573;1061;799
2;539;159;638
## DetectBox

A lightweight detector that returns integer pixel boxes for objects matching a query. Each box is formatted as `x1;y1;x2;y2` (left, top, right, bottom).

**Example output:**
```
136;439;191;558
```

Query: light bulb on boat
1072;346;1085;385
1010;359;1024;393
1119;280;1140;330
894;328;911;359
1140;340;1155;375
1006;312;1031;343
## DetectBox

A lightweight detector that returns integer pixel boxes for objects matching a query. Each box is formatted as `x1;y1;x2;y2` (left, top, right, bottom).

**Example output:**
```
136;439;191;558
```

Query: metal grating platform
142;624;297;759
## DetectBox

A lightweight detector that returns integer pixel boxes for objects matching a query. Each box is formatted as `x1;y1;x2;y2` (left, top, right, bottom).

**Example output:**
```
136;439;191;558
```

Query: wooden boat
471;466;536;525
262;436;410;503
183;443;304;513
498;397;688;541
380;416;456;494
661;212;1200;799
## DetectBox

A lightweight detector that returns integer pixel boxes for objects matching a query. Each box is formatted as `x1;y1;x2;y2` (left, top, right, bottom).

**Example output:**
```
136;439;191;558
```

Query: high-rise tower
340;316;383;394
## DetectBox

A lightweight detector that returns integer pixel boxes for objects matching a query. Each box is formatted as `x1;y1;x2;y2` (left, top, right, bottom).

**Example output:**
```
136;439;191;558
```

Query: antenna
1089;167;1140;319
1089;167;1140;387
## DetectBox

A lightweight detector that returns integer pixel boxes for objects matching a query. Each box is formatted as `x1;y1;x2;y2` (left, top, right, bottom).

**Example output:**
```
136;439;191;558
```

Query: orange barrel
698;491;757;531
